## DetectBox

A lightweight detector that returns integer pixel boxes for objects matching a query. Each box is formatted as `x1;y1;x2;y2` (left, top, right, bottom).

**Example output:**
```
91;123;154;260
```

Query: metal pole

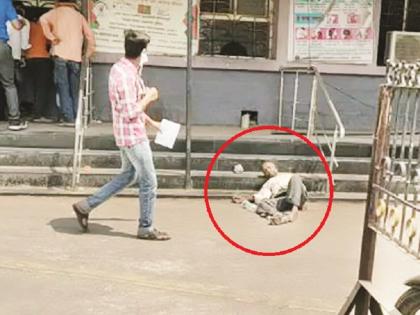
402;0;410;31
292;72;299;130
278;70;284;126
185;0;193;189
356;86;393;315
307;74;318;138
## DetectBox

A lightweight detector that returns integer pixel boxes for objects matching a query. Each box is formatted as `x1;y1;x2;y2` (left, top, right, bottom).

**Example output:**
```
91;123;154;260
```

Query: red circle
203;125;334;256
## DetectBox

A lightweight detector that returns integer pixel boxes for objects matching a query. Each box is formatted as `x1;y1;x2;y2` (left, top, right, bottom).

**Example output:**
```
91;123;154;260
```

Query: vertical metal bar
398;89;413;243
185;0;193;189
307;74;318;138
278;70;284;126
384;88;404;229
267;0;273;59
399;90;411;162
330;127;338;175
292;72;299;130
391;88;403;161
72;90;84;189
418;235;420;258
84;66;90;128
71;0;90;190
401;90;419;244
402;0;410;31
369;298;385;315
356;86;393;315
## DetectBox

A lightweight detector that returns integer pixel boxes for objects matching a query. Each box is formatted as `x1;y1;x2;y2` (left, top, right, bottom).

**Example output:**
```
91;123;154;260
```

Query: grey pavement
0;196;418;314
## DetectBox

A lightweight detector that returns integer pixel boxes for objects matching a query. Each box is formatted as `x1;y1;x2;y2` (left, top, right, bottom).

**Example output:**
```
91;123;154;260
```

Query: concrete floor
0;196;418;314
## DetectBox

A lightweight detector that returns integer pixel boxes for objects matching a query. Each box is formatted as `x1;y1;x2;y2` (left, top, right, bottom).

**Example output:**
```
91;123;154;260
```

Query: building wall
91;0;387;133
93;64;383;133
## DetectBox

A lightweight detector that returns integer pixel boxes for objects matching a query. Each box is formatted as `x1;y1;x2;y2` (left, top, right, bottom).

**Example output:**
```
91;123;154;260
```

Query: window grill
199;0;274;58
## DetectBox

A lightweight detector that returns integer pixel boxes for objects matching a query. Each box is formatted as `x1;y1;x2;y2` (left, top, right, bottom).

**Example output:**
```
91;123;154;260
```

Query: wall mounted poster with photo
89;0;199;56
291;0;374;64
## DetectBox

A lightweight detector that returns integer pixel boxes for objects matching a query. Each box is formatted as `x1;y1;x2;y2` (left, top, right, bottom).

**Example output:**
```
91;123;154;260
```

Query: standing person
0;0;28;131
26;13;56;122
7;2;30;117
72;30;170;241
40;0;95;126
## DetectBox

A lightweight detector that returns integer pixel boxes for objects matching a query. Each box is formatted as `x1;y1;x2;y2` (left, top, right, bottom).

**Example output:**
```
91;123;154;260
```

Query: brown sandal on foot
72;204;89;232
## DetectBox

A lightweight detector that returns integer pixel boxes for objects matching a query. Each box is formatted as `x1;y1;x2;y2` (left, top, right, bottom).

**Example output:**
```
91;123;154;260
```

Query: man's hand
11;19;25;30
232;195;246;204
232;194;254;204
52;37;61;45
139;87;159;111
145;87;159;103
148;118;161;131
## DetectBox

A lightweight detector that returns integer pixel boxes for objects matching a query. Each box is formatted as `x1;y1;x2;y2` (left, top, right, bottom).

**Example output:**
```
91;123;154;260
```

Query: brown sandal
73;204;89;232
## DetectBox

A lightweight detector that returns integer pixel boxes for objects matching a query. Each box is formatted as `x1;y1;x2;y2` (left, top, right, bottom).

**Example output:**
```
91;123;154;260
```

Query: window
377;0;420;65
199;0;274;58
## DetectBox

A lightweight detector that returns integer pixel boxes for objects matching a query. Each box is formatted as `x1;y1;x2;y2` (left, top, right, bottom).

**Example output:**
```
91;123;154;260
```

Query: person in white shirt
232;161;308;225
7;14;30;61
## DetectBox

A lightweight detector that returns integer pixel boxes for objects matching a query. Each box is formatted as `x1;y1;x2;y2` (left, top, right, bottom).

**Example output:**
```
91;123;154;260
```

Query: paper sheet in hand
154;119;181;149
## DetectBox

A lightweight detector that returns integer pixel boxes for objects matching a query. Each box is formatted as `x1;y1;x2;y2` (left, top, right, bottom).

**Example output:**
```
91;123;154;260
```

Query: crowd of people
0;0;95;130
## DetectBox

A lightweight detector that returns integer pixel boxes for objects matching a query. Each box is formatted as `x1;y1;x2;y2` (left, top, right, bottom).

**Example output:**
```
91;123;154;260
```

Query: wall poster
291;0;374;64
89;0;199;56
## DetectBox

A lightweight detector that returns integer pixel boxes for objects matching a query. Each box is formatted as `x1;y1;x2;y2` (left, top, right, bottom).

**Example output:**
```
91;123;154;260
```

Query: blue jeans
53;58;80;122
85;141;157;230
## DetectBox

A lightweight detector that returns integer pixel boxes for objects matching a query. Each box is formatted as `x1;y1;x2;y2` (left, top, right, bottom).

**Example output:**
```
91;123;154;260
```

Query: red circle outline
203;125;334;256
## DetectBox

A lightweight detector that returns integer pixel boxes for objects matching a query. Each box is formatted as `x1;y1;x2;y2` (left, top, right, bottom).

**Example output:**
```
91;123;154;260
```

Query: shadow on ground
48;218;136;239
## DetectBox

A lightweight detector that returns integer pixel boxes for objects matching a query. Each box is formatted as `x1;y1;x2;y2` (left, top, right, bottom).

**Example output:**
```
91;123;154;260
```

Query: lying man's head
261;161;278;178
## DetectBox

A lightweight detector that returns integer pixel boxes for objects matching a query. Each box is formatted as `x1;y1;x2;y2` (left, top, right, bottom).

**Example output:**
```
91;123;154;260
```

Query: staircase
0;123;371;199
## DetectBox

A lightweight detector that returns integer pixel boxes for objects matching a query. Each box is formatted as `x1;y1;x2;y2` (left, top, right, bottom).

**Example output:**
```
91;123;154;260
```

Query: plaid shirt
109;57;148;147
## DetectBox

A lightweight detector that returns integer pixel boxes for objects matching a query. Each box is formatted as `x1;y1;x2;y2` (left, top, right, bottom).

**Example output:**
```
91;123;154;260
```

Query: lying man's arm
232;194;254;204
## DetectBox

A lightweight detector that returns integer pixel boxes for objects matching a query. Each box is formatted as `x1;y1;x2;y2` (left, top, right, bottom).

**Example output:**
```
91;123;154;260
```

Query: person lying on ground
232;161;308;225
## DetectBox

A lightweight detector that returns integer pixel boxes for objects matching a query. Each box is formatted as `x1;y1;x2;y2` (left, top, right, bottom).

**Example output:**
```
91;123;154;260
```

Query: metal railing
370;85;420;259
339;61;420;315
71;62;93;189
278;65;346;177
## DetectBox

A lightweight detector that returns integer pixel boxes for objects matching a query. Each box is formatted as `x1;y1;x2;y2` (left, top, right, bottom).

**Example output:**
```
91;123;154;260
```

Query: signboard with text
291;0;374;64
89;0;199;56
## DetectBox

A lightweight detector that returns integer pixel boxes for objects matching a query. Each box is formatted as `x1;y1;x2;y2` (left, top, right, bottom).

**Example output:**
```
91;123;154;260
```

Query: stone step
0;166;368;192
0;147;372;174
0;132;373;157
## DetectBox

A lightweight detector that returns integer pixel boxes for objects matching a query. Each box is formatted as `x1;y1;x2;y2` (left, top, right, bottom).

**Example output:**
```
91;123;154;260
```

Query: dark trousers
53;58;81;122
0;41;20;122
26;58;55;118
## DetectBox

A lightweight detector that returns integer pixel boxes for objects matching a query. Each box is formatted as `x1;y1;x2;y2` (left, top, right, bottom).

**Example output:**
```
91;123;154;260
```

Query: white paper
154;119;181;149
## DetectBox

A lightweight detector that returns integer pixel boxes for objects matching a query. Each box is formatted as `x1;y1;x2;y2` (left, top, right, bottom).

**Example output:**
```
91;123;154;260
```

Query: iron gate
340;61;420;315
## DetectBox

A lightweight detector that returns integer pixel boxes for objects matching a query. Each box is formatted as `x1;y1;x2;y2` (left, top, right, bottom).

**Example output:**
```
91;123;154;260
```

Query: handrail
278;65;345;139
313;68;346;139
278;65;346;184
71;61;92;189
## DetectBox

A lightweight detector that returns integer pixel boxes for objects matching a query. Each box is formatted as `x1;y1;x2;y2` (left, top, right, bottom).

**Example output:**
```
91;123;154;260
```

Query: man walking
72;30;170;241
0;0;27;131
40;0;95;125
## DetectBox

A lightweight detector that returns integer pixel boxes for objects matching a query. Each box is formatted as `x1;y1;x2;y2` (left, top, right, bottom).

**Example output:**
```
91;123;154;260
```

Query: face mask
140;50;149;67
